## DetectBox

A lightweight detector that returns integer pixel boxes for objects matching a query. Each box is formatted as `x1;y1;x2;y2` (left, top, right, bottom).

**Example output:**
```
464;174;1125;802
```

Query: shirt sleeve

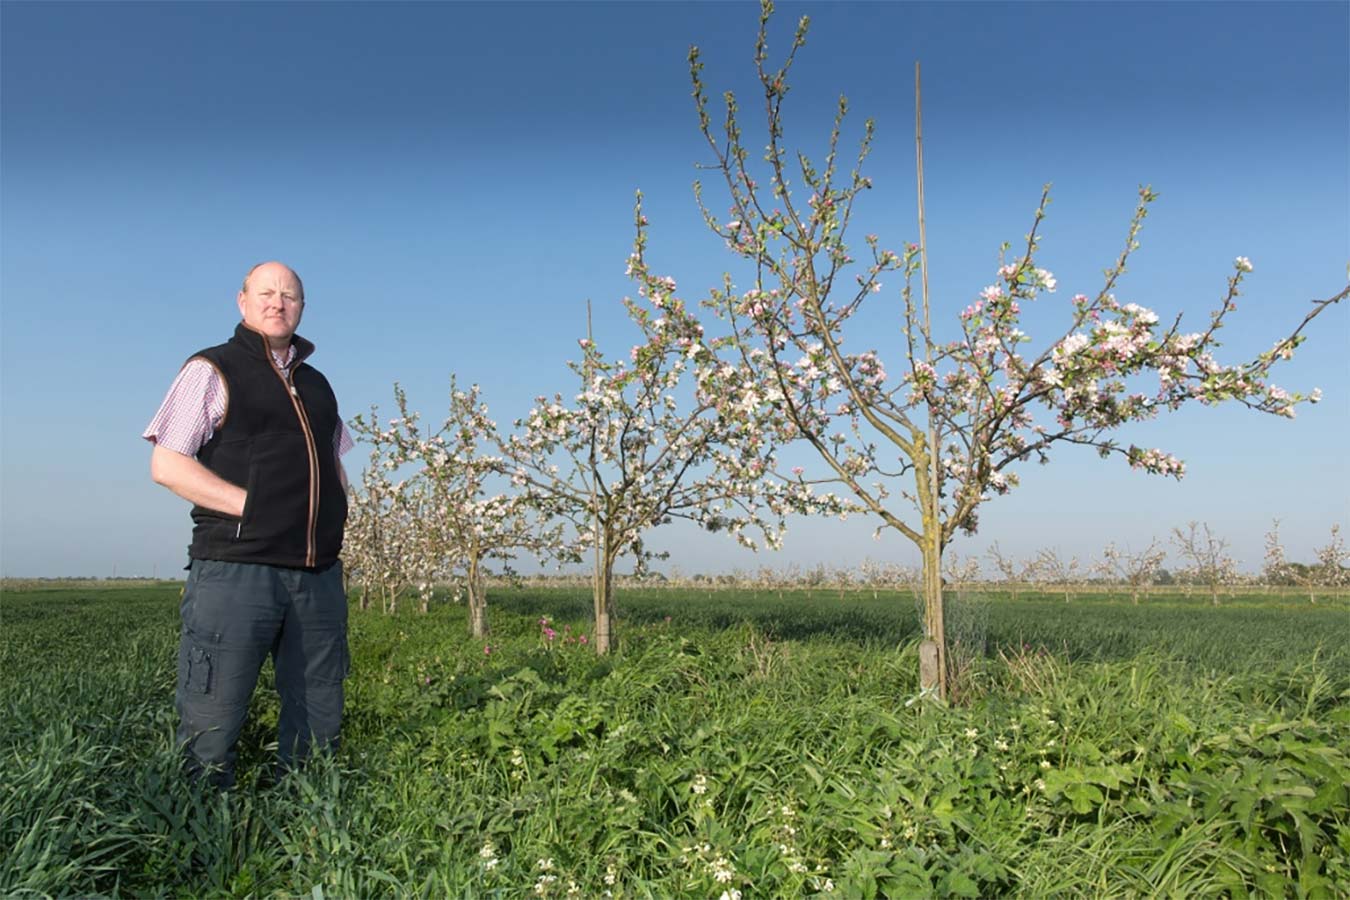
143;359;227;456
334;420;355;459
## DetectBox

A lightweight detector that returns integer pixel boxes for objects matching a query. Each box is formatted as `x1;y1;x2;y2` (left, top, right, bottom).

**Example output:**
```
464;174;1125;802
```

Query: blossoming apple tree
688;1;1345;696
342;420;434;614
497;198;850;654
1171;522;1239;606
349;381;563;634
1095;540;1168;605
1028;548;1085;604
985;543;1036;601
1264;520;1349;603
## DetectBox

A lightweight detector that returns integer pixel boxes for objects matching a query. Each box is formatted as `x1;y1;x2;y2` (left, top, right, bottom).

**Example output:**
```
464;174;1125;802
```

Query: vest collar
230;321;316;367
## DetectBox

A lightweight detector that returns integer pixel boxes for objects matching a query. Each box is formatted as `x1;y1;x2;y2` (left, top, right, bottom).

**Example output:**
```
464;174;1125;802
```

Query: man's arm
145;358;241;514
150;444;247;517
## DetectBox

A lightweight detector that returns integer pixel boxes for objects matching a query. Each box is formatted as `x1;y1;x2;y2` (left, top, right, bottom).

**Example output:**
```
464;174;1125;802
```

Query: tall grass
2;585;1345;896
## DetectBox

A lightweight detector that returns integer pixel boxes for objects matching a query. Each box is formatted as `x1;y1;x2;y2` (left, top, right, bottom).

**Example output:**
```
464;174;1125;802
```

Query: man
144;261;352;788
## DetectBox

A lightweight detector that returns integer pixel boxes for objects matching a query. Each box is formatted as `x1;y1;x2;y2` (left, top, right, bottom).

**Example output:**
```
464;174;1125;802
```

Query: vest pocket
237;468;259;539
237;434;310;549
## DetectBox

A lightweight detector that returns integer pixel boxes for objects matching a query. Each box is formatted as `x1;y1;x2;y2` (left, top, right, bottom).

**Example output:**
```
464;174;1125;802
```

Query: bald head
242;261;304;300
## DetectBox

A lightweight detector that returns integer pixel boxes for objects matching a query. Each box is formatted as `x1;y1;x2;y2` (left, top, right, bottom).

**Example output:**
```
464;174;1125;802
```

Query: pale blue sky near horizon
2;1;1346;579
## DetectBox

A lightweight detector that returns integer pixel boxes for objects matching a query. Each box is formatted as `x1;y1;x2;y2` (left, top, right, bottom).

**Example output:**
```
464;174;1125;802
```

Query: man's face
237;262;304;345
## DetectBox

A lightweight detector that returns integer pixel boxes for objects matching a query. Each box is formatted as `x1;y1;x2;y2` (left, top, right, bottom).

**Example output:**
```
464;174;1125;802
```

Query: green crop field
2;584;1347;897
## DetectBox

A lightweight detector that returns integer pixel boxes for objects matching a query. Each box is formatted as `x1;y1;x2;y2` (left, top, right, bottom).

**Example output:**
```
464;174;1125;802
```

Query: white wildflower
710;856;736;883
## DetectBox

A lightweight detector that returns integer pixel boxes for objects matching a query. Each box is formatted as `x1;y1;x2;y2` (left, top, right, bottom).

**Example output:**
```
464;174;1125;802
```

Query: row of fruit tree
343;2;1345;699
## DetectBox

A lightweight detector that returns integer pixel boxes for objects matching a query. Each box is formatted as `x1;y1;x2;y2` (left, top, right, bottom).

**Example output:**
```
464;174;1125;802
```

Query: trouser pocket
185;644;213;694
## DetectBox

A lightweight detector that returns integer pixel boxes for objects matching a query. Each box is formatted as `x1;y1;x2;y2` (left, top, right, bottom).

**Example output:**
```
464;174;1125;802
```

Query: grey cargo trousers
176;558;349;788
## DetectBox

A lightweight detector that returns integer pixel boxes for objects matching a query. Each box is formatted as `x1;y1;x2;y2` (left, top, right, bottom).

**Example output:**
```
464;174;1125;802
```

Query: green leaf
1064;782;1105;814
940;871;981;898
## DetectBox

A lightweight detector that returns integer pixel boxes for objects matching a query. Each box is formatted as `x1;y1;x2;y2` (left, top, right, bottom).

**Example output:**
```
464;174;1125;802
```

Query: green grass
493;584;1350;676
2;584;1347;897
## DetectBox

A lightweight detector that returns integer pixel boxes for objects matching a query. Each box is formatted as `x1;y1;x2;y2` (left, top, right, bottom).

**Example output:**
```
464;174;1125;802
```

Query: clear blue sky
2;1;1346;579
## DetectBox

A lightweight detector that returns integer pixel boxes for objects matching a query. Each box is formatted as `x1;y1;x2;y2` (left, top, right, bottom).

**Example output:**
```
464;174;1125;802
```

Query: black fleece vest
187;323;348;569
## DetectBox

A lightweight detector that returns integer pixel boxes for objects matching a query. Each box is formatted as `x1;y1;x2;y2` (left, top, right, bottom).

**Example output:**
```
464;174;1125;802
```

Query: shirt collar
271;345;297;369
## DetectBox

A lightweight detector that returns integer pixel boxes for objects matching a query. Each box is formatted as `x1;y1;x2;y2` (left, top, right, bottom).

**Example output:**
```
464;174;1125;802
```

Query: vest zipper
261;336;320;567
